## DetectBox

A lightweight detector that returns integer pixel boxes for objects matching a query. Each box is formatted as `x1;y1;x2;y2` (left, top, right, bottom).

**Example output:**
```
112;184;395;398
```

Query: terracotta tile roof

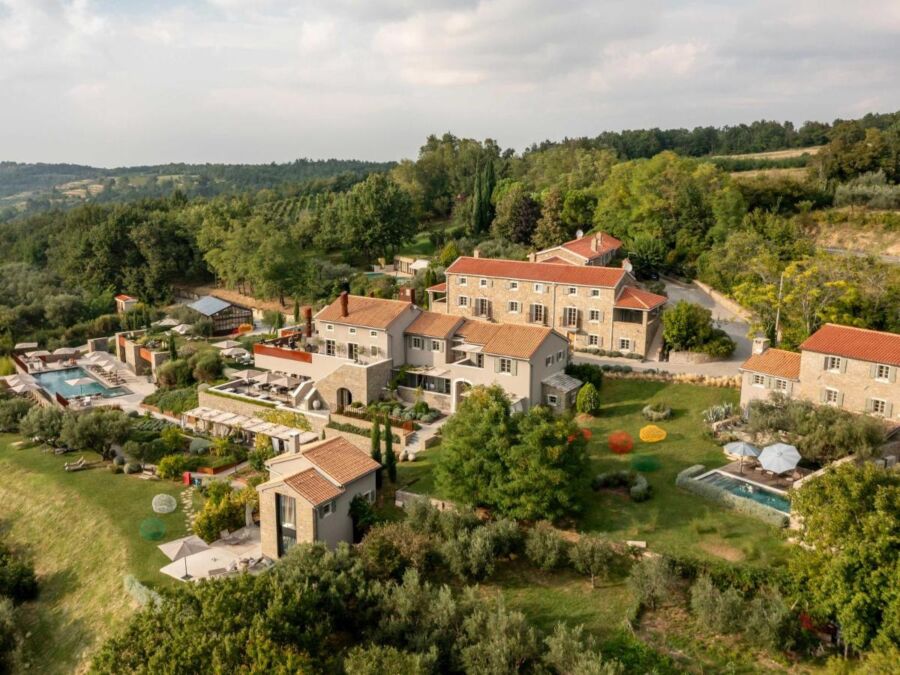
455;319;558;359
740;349;801;379
302;437;381;485
800;323;900;367
316;294;414;329
405;311;463;339
538;255;574;265
426;282;447;293
559;232;623;260
446;257;626;287
115;294;136;301
284;468;344;506
614;286;667;310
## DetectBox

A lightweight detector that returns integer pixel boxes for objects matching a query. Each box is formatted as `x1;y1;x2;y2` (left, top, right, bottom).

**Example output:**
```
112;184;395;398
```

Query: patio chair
207;568;227;578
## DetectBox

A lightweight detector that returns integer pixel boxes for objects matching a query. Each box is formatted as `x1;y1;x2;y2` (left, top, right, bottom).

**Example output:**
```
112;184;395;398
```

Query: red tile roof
455;319;560;359
316;295;414;329
538;256;574;265
115;294;136;301
614;286;667;310
405;311;463;338
800;324;900;367
560;232;623;260
284;468;343;506
426;282;447;293
446;257;626;288
740;349;801;379
302;437;381;485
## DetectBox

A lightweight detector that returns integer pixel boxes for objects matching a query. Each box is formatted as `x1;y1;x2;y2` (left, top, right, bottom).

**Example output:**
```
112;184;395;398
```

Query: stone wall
396;386;452;412
198;389;328;432
692;280;752;322
668;350;717;364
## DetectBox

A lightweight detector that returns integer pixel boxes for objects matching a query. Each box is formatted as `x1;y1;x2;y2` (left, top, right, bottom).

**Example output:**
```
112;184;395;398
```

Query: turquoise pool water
33;367;124;399
697;471;791;513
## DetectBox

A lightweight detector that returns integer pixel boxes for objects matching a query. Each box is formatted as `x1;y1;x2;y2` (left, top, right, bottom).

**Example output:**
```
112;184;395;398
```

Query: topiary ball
139;517;166;541
152;494;178;514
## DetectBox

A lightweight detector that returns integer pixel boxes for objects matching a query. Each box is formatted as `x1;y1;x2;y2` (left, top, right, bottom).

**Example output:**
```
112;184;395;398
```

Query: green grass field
0;436;187;673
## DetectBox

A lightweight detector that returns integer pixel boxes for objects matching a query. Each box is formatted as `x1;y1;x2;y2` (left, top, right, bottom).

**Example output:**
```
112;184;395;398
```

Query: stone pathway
180;486;197;532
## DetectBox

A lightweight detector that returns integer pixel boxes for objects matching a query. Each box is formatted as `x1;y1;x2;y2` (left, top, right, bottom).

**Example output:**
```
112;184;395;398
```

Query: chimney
339;291;349;318
303;307;312;337
591;233;600;253
473;249;480;258
576;229;584;239
752;337;771;355
622;258;633;273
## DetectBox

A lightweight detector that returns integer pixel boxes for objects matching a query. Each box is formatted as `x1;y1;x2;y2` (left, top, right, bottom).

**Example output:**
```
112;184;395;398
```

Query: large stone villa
740;323;900;422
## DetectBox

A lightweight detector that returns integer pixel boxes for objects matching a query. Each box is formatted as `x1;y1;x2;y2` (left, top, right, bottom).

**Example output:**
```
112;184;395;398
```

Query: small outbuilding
187;295;253;335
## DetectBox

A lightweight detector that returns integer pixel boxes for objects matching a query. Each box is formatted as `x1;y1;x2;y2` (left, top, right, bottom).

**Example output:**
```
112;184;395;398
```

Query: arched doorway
336;387;353;410
451;379;473;413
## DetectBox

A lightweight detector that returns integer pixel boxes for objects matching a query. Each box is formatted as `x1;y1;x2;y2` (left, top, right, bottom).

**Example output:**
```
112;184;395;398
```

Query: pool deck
716;460;811;493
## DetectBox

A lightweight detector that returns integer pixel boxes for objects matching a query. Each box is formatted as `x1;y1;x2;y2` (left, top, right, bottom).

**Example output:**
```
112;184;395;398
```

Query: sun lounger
207;568;227;577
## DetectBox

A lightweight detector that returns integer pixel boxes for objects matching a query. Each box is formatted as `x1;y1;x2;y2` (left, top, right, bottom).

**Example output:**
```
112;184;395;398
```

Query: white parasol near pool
212;339;242;350
158;535;209;561
758;443;802;475
724;441;760;475
230;369;262;381
65;377;95;395
53;347;79;356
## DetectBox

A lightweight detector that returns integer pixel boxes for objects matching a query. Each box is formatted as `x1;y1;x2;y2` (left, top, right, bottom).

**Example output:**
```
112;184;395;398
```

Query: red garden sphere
608;430;634;454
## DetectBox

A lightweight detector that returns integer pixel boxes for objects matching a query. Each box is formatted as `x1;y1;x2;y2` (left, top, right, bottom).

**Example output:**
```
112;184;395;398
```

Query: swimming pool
33;367;125;399
696;471;791;513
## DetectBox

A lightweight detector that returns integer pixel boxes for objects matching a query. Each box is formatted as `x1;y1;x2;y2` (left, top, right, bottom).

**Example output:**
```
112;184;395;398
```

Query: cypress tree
384;416;397;483
468;162;483;236
370;421;383;488
293;298;300;324
168;335;178;360
481;159;495;228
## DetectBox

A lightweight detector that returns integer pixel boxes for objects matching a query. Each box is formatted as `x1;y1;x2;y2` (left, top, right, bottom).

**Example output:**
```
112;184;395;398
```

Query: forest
0;111;898;352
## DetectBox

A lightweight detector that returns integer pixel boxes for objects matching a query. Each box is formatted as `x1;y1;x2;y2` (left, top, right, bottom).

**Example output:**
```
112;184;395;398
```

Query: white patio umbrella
724;441;760;475
155;317;179;327
25;350;50;358
65;377;95;395
157;535;210;562
222;347;250;358
252;372;281;386
213;339;242;350
230;369;262;381
10;382;41;394
759;443;802;475
53;347;78;356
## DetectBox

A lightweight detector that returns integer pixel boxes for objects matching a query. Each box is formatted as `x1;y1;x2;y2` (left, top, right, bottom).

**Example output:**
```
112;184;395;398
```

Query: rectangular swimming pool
33;367;125;399
696;471;791;513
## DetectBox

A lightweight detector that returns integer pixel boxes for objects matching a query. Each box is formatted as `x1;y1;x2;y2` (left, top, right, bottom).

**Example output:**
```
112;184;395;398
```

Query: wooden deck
717;460;811;492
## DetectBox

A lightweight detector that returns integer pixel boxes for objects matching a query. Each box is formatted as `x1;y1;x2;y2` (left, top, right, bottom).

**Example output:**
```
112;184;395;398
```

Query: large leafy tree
490;182;540;245
789;463;900;653
338;173;417;261
531;188;569;250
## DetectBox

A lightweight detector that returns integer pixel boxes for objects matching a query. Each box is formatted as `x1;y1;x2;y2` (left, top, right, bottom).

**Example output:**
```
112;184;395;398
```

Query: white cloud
0;0;898;165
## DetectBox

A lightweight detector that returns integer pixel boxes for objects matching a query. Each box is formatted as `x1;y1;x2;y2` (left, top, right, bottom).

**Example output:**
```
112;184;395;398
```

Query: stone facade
739;371;798;409
796;350;899;419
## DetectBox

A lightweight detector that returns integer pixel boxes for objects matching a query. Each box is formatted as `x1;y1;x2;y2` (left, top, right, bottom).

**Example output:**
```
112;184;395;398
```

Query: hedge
592;470;652;502
205;389;277;408
327;420;400;443
675;465;789;528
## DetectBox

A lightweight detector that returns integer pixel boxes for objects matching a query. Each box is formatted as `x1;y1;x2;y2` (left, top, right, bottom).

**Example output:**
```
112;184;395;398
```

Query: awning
452;343;483;353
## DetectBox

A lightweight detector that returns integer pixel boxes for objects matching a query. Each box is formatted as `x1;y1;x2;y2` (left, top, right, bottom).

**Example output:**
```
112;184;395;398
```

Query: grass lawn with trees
0;435;187;674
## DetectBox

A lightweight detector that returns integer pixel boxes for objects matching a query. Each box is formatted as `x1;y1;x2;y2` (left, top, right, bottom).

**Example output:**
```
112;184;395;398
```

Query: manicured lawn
0;435;187;673
578;380;788;565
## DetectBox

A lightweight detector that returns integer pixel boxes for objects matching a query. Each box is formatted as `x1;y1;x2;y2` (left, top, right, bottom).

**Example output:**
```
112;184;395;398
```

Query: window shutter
784;381;793;395
819;388;827;403
890;367;897;383
869;363;878;378
836;391;844;407
865;398;874;413
510;360;518;376
764;376;772;389
822;356;828;371
839;358;847;373
494;358;501;373
885;401;894;417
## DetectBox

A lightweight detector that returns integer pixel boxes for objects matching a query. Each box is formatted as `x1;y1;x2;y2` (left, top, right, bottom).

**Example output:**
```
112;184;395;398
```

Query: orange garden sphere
607;430;634;454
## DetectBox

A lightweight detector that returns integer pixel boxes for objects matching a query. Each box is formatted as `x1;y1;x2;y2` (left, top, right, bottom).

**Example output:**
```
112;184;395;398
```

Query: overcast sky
2;0;899;167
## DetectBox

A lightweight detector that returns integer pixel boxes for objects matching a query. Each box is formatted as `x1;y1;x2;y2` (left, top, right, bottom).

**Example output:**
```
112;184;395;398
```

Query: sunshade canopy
759;443;801;474
724;441;760;457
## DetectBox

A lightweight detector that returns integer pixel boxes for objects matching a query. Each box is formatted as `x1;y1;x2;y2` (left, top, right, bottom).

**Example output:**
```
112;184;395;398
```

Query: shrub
629;474;652;502
189;350;223;383
484;519;522;558
0;545;38;603
0;598;20;673
569;535;617;588
702;402;737;423
113;453;128;466
575;382;601;415
565;362;603;390
193;494;245;544
592;470;652;502
359;522;436;579
160;426;185;453
690;575;745;633
525;522;566;571
156;359;193;388
157;455;189;480
744;588;794;650
628;557;676;613
108;464;123;474
641;402;671;421
343;644;436;675
124;462;142;475
0;399;33;433
349;495;378;543
441;528;496;581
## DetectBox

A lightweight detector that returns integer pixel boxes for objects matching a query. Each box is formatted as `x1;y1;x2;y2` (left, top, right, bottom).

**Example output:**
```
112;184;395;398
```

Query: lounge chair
207;568;227;578
64;456;86;471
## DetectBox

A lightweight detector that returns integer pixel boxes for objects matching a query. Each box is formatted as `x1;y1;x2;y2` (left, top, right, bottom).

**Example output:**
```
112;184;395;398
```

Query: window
508;301;520;313
348;327;357;335
359;490;375;503
509;281;519;291
325;324;334;332
588;334;599;346
498;358;512;374
325;339;336;356
276;494;297;557
563;307;579;327
556;350;564;363
825;388;840;405
411;336;424;350
475;298;491;317
618;338;631;351
531;304;546;324
431;340;441;351
369;330;378;338
370;345;378;356
533;283;544;293
546;394;559;405
545;355;553;367
348;343;359;360
825;356;842;372
875;364;892;381
320;500;335;517
774;379;788;391
567;287;577;296
752;374;765;387
589;309;601;323
591;289;600;298
479;278;489;288
475;353;484;368
458;295;469;307
871;399;887;415
458;276;467;286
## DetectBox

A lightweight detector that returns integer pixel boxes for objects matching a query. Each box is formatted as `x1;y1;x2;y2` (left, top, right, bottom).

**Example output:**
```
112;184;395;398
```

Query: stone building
529;230;623;266
739;324;900;422
429;256;666;356
187;295;254;335
256;436;380;557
